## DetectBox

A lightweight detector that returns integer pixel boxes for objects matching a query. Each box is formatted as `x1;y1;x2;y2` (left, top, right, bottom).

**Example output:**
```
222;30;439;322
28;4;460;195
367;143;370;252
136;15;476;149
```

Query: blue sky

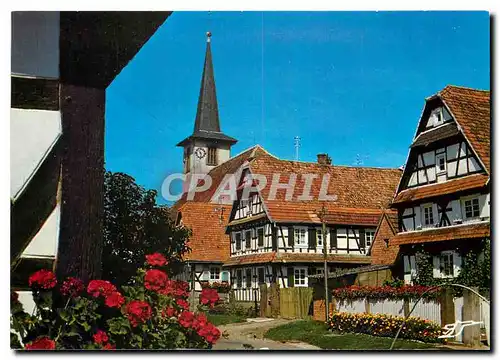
105;11;490;204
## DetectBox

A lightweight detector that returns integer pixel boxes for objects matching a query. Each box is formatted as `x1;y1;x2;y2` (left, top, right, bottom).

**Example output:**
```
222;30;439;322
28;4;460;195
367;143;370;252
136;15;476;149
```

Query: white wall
11;11;60;78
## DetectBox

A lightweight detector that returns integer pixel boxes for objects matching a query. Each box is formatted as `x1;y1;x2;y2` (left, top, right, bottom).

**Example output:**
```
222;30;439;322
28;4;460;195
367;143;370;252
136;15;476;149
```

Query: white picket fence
333;296;489;345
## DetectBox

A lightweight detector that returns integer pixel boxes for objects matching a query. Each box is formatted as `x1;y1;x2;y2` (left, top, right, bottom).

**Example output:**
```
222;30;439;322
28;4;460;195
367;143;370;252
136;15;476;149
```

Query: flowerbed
11;252;221;350
200;281;231;293
332;285;441;301
327;312;443;343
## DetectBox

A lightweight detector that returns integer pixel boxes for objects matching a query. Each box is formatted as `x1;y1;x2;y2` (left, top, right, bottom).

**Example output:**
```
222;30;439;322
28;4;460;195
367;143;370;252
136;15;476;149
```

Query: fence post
439;287;455;327
270;282;280;318
462;287;481;347
365;299;371;314
259;284;268;317
403;299;410;317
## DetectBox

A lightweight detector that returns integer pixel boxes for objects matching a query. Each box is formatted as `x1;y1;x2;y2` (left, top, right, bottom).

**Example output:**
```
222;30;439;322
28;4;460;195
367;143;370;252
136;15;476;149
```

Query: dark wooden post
259;284;268;317
439;288;455;327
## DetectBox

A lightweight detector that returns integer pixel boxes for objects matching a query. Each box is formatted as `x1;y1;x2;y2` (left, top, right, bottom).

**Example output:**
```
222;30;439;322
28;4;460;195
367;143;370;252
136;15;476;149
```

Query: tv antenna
294;136;301;161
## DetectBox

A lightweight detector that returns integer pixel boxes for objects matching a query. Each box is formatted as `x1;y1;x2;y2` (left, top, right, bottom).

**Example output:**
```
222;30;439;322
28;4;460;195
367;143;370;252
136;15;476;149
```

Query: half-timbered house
223;152;402;301
386;85;490;283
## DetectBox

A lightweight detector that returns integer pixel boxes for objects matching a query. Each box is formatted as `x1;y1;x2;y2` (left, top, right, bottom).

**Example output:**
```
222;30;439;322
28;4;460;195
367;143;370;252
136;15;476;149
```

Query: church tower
177;32;237;177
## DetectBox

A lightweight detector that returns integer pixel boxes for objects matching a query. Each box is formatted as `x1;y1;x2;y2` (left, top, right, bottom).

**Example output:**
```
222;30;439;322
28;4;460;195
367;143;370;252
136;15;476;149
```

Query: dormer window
435;109;443;125
207;147;218;166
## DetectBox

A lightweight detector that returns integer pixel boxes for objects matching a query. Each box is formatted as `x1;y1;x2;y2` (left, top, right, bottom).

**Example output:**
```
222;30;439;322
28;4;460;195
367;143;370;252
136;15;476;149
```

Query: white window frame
437;251;455;279
365;230;375;248
462;196;480;220
316;229;323;247
436;153;446;174
422;204;434;226
209;267;221;281
294;227;308;247
294;267;307;287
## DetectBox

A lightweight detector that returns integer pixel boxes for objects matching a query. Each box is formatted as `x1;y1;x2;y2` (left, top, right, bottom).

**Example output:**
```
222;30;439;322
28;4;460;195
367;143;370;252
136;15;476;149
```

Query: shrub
327;312;443;343
332;285;441;301
11;252;221;350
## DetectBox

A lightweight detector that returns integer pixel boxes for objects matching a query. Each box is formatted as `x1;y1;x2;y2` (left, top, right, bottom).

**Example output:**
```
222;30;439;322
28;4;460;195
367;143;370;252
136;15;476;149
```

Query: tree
102;171;190;286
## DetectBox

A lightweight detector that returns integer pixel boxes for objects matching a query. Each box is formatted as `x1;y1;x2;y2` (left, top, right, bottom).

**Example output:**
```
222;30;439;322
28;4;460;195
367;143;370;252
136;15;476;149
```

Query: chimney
317;153;332;165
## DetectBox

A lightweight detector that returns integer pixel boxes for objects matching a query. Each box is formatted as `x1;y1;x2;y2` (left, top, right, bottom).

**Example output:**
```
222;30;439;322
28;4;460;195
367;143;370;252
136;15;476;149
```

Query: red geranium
126;300;152;327
93;330;109;344
144;269;168;292
200;288;219;308
158;280;174;296
162;306;177;318
102;343;116;350
178;310;195;328
87;280;116;298
28;270;57;290
192;313;208;331
173;280;189;298
24;336;56;350
176;298;189;311
60;277;84;297
198;322;221;344
105;291;125;308
146;253;168;267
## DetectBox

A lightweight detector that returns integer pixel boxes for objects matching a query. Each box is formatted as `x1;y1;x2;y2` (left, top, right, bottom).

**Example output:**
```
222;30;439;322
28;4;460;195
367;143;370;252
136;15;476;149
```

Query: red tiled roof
393;174;489;204
392;222;490;246
439;86;490;173
222;251;371;266
248;152;402;225
176;202;231;262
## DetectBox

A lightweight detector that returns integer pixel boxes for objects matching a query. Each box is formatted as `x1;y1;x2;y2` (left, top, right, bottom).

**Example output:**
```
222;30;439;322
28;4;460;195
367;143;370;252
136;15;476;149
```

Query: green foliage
102;171;191;287
382;278;405;288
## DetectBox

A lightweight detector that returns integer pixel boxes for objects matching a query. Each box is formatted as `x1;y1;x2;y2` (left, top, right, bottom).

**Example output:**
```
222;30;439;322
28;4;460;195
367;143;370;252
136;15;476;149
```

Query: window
436;110;443;124
294;228;307;246
210;267;220;280
245;230;252;249
439;252;454;278
422;205;434;226
235;232;241;250
245;269;252;288
436;154;446;174
316;268;324;276
365;230;375;248
257;228;264;247
207;147;218;166
257;267;265;284
464;198;480;219
236;269;242;288
316;230;323;247
294;268;307;287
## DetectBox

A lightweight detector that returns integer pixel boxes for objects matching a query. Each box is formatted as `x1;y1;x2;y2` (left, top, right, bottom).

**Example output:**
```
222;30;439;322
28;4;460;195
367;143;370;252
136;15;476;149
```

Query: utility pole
294;136;301;161
316;203;329;321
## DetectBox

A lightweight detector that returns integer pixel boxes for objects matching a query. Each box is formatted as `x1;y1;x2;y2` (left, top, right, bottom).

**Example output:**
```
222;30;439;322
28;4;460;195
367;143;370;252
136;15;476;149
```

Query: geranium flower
105;291;125;308
200;288;219;308
93;330;109;344
144;269;168;292
178;311;195;328
162;306;177;318
146;253;168;267
126;300;152;327
192;313;208;331
197;323;221;344
87;280;116;298
176;298;189;311
60;277;84;297
102;343;116;350
24;336;56;350
28;270;57;290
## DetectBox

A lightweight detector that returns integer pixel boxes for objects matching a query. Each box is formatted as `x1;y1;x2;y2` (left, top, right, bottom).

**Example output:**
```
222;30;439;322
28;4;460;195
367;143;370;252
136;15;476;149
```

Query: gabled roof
393;173;489;205
244;152;402;226
439;85;490;173
392;221;490;246
176;202;231;262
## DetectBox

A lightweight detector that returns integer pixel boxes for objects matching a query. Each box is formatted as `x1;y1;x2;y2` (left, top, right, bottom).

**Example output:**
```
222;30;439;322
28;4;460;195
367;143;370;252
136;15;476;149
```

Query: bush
332;285;441;301
327;312;443;343
11;253;221;350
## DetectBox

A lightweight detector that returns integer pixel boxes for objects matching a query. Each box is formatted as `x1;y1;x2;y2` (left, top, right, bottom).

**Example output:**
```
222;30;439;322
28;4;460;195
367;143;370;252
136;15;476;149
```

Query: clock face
195;147;207;159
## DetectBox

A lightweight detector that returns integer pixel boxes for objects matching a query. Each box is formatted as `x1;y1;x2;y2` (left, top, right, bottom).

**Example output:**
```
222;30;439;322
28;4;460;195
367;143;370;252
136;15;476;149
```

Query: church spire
177;32;237;148
193;31;220;133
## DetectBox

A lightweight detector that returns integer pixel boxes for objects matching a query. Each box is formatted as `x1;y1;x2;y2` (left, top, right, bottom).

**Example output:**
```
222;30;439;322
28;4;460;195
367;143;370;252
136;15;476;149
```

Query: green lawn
264;320;443;350
207;313;247;326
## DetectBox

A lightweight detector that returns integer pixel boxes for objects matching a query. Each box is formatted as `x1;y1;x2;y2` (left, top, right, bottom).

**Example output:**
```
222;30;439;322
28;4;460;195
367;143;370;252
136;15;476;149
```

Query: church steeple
177;32;237;175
